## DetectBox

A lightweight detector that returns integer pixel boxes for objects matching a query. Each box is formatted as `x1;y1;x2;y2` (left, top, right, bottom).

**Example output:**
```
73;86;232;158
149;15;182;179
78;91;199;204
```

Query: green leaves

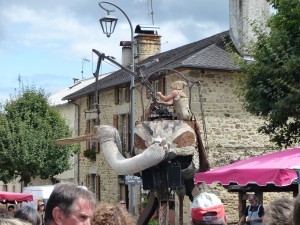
236;0;300;147
0;84;78;184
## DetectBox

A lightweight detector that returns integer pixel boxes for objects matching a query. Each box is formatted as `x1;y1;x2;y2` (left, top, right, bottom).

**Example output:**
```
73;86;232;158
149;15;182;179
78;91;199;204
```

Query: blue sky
0;0;229;103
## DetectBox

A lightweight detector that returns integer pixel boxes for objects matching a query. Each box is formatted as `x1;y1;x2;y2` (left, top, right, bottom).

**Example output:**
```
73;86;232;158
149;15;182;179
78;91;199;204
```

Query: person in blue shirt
237;195;264;225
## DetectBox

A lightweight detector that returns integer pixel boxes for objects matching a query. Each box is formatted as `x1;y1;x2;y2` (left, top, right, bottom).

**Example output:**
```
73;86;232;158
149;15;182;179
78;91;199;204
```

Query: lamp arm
92;49;134;77
98;2;115;15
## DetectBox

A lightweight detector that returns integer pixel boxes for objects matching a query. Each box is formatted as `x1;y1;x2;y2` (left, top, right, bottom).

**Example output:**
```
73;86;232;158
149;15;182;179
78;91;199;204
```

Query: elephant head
56;120;199;177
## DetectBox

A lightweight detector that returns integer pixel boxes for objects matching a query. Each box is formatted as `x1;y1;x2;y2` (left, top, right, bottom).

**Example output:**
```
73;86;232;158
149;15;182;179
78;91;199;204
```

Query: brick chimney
119;41;131;67
229;0;269;57
134;25;161;62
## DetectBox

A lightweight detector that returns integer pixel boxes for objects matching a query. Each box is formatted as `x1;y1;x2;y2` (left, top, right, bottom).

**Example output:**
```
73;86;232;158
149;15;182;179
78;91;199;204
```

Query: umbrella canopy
0;191;33;204
194;147;300;186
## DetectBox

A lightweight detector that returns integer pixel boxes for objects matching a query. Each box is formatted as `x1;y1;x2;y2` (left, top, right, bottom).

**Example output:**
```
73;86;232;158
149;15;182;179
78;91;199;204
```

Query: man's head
119;200;126;209
248;194;258;206
171;81;187;90
44;183;96;225
38;202;45;211
14;205;41;225
7;205;15;216
263;197;293;225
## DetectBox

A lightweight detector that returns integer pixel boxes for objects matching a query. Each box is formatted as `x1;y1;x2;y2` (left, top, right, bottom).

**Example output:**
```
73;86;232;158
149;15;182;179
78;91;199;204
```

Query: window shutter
159;76;165;93
126;113;130;152
86;120;91;149
96;175;101;201
113;114;119;129
86;174;90;189
114;87;119;105
125;86;130;103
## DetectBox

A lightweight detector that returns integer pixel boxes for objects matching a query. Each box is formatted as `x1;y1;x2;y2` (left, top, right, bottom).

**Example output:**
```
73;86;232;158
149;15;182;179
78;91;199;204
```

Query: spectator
91;202;135;225
37;202;45;225
119;200;127;209
0;218;31;225
237;194;264;225
14;206;41;225
44;183;96;225
0;208;11;219
191;192;227;225
7;205;15;217
262;196;293;225
293;194;300;225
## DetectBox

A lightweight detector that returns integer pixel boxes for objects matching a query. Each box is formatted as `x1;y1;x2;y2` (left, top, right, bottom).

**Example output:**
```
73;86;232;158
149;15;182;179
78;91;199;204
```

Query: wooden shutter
126;113;130;152
125;86;130;103
86;175;90;190
113;114;119;129
86;120;91;149
114;87;119;105
96;175;101;201
159;76;165;93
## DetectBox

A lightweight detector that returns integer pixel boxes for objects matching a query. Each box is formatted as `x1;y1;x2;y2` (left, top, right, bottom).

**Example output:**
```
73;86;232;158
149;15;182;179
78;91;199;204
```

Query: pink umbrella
0;191;33;204
194;147;300;186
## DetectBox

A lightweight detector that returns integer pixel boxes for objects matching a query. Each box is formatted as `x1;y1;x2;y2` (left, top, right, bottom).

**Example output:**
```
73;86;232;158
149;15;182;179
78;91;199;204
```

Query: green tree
236;0;300;148
0;84;78;185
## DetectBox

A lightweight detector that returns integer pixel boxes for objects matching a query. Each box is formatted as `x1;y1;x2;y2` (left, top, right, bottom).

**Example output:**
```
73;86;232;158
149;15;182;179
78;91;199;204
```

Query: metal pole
99;1;135;213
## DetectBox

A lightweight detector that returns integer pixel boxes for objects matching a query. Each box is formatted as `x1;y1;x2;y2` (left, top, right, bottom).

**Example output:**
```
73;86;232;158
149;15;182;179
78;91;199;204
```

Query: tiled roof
63;30;238;101
49;77;95;106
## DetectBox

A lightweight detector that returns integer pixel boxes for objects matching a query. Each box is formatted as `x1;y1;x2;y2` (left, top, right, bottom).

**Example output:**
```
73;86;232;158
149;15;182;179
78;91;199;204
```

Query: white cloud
0;0;229;102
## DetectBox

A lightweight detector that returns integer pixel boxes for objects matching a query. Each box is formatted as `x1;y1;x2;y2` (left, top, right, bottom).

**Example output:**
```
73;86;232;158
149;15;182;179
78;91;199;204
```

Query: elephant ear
134;120;197;157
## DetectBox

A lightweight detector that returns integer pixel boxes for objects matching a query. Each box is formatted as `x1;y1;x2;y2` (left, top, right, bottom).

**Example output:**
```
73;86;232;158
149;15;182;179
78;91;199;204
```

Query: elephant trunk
99;125;168;175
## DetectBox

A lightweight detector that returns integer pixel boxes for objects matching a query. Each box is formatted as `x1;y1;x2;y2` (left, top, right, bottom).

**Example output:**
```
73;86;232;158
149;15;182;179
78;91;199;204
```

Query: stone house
57;0;293;224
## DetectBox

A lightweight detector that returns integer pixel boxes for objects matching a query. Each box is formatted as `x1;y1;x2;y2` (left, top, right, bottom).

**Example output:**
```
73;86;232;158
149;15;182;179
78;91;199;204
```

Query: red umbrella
194;147;300;186
0;191;33;204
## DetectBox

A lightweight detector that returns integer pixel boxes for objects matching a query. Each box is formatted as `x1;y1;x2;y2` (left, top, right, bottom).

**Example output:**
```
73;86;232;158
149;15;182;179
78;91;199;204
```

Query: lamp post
98;1;136;214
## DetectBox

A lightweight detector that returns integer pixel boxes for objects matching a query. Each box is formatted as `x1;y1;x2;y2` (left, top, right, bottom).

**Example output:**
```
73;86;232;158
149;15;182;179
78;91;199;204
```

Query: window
87;95;96;110
146;77;165;99
86;174;100;201
86;119;100;159
115;87;130;105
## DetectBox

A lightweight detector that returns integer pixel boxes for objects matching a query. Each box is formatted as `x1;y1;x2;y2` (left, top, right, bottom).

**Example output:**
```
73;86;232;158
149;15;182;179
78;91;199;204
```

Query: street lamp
98;1;136;214
99;11;117;38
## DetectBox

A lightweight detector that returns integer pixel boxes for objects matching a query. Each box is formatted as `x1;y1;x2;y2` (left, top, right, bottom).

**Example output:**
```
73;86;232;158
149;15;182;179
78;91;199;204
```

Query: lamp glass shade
99;15;118;37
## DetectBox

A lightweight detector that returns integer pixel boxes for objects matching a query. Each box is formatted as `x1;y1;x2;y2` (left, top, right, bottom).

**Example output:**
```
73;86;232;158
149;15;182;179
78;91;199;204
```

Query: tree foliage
236;0;300;148
0;84;79;185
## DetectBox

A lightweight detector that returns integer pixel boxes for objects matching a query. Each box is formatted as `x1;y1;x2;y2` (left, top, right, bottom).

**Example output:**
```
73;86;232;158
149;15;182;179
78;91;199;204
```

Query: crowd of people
1;182;300;225
190;192;300;225
0;183;134;225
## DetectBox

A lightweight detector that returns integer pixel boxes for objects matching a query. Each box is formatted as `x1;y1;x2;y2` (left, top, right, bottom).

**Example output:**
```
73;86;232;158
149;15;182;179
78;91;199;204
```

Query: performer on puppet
156;80;192;121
